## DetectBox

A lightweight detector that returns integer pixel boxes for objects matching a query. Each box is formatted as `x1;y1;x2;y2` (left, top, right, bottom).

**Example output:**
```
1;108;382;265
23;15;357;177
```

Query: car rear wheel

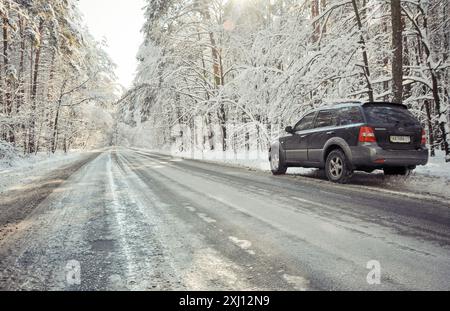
270;148;287;175
384;167;411;176
325;150;352;183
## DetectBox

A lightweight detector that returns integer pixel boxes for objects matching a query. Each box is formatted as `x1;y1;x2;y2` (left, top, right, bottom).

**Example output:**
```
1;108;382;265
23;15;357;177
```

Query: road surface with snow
0;148;449;290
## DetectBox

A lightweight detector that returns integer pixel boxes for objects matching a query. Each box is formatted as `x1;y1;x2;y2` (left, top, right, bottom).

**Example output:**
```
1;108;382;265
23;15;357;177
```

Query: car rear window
364;105;420;126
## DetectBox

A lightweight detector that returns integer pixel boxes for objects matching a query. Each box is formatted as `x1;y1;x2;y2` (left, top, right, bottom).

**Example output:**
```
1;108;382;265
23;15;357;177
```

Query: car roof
316;101;407;111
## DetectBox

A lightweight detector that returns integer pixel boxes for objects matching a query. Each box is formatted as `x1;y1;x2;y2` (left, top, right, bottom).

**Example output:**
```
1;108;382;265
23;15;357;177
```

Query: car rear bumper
350;144;429;168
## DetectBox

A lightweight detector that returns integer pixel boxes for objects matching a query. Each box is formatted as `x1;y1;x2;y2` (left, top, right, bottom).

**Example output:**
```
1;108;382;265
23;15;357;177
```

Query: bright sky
78;0;146;88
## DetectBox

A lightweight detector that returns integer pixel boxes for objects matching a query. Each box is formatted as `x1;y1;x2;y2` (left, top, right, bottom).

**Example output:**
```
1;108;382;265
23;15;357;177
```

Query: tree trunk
403;26;412;99
28;19;45;154
351;0;374;102
421;11;449;160
320;0;327;34
16;17;27;149
3;15;15;144
391;0;403;104
424;100;435;157
209;32;222;87
201;6;227;151
51;100;62;153
431;72;450;160
311;0;320;42
218;104;227;152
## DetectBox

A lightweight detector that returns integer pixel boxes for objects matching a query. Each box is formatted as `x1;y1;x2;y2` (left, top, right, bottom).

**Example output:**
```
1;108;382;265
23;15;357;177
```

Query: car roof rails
319;101;364;109
362;102;408;109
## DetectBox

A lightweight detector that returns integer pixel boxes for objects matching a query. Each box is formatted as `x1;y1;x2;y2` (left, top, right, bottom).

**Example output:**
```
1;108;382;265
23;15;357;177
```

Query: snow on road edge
0;150;98;194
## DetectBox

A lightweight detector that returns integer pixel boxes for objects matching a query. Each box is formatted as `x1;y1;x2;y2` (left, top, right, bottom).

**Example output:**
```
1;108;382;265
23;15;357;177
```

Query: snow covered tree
118;0;450;162
0;0;118;158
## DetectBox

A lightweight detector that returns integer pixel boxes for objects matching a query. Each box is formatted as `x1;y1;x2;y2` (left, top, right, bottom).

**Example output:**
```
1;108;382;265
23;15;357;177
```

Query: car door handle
326;131;335;135
300;135;308;139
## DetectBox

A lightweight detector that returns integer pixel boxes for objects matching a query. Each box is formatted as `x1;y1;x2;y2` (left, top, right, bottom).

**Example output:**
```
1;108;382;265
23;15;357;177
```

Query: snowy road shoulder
0;151;101;243
0;150;103;194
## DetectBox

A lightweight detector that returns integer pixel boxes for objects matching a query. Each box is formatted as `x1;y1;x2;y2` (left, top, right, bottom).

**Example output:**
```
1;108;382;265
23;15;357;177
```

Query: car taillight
421;129;427;145
359;126;377;143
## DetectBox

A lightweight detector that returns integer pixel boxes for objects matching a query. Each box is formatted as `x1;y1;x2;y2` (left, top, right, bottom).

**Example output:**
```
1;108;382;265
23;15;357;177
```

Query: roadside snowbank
131;148;272;171
0;142;18;168
168;148;450;179
414;152;450;179
0;151;88;194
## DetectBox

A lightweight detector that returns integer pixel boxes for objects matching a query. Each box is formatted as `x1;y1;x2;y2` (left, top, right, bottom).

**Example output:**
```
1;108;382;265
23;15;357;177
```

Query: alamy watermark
366;260;381;285
65;260;81;286
63;258;380;287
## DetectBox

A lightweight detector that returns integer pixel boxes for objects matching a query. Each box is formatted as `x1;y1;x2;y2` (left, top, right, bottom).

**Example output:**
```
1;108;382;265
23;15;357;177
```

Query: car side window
294;112;316;132
339;107;364;126
315;110;338;128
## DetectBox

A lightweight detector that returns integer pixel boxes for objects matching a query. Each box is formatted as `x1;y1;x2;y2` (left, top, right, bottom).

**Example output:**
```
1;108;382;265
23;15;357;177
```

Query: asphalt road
0;148;449;290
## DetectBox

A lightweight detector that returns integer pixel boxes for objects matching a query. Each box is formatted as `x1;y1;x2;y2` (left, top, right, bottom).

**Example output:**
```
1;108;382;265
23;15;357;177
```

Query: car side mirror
285;126;294;134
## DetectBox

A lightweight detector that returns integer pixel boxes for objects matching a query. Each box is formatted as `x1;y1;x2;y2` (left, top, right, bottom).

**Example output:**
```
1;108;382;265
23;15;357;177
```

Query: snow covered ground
414;152;450;179
0;150;98;194
130;148;272;171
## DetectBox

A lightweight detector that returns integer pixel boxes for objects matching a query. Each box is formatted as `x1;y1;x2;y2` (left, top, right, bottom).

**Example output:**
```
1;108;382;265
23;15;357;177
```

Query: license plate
390;136;411;143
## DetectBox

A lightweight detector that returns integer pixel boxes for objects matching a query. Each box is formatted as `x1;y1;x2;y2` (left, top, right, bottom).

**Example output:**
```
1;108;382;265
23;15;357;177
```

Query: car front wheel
325;149;352;183
270;147;287;175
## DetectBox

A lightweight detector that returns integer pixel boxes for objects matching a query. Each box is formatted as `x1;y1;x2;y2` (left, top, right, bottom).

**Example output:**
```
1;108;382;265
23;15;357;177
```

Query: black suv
269;102;429;183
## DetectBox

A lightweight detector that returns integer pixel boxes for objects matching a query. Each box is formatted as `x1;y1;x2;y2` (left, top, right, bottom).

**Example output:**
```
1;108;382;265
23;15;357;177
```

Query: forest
0;0;117;163
1;0;449;164
118;0;450;162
